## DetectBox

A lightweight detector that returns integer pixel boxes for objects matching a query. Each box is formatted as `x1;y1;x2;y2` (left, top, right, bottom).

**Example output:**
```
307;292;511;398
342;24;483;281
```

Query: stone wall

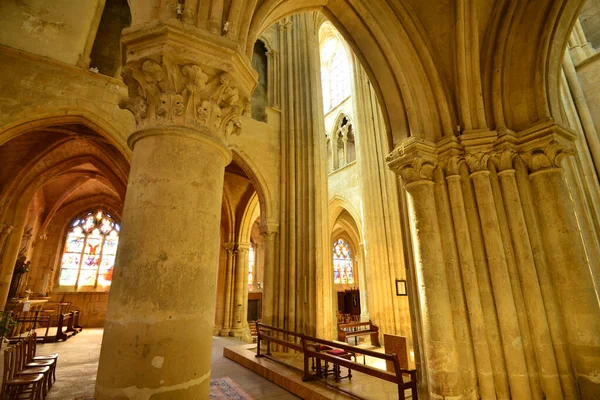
48;292;109;327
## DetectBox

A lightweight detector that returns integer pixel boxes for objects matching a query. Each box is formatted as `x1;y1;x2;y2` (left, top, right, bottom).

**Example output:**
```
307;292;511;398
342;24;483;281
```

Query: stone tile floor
0;329;300;399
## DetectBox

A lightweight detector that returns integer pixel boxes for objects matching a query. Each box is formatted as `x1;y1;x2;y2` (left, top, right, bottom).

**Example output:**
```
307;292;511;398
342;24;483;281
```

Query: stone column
0;223;15;306
260;225;278;326
387;150;462;398
494;151;564;398
95;26;255;399
523;142;600;398
0;224;14;255
357;243;369;322
231;244;249;339
444;160;496;399
0;223;24;308
466;153;533;400
220;244;236;336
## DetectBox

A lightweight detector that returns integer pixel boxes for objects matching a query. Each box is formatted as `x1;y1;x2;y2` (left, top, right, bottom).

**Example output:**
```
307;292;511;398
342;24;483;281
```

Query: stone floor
224;343;414;400
0;329;300;399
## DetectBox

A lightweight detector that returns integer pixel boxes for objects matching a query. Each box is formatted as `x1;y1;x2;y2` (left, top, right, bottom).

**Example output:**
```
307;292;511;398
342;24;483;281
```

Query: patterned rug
73;378;255;400
210;377;255;400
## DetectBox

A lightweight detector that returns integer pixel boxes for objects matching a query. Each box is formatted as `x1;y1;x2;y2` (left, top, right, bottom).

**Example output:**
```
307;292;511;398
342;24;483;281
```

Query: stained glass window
248;244;255;290
60;210;120;291
333;238;354;285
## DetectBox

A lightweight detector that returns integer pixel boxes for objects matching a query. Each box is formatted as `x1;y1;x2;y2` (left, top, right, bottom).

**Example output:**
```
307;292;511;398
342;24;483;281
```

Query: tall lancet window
59;210;120;292
333;238;354;285
319;23;351;112
248;243;255;290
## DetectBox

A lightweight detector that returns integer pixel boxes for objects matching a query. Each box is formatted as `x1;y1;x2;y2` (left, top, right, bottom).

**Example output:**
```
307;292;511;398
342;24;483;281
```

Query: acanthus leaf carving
490;149;517;172
389;157;436;185
520;141;576;173
464;151;492;173
441;156;465;177
120;55;247;143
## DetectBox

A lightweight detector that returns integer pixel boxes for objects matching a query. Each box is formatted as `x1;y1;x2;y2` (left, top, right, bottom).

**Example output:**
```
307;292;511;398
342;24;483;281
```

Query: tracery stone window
327;116;355;172
319;23;351;112
333;238;354;285
59;210;120;292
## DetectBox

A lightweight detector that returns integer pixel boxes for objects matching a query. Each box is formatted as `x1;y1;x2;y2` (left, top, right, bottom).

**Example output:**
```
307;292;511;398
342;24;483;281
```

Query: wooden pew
55;311;81;342
337;320;381;347
255;322;418;400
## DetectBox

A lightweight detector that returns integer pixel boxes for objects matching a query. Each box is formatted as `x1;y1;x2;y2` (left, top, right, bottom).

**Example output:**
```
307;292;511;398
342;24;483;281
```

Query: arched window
333;238;354;285
319;23;351;112
248;243;255;289
59;210;120;291
329;115;355;171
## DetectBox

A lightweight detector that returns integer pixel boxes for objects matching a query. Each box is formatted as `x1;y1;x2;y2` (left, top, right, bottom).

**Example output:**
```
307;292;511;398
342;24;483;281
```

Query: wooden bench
55;311;82;342
337;321;381;347
255;322;418;400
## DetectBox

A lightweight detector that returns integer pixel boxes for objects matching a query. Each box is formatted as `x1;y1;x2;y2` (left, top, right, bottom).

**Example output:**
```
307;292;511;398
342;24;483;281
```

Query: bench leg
302;354;311;382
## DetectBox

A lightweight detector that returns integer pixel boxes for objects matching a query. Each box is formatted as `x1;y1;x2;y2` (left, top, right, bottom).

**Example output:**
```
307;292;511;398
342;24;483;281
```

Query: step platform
224;343;412;400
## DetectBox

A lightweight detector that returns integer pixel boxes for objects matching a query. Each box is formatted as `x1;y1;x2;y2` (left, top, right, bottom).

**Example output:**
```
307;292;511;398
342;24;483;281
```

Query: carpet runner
73;377;255;400
210;377;255;399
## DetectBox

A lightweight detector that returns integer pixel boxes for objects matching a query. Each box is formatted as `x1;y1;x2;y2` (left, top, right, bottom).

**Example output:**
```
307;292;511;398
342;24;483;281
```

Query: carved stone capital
120;54;248;144
490;149;518;172
237;243;250;255
464;151;492;173
387;138;438;184
519;141;576;173
259;222;279;239
0;224;14;238
119;24;256;148
391;157;436;185
440;156;465;177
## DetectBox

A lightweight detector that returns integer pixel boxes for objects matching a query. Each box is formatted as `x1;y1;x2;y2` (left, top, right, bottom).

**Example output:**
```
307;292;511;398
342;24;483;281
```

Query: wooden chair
14;341;50;399
27;332;58;384
1;345;44;400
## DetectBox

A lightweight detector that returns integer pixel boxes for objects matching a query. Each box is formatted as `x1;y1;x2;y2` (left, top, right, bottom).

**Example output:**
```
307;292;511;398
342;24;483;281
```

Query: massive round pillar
95;24;256;399
96;129;230;399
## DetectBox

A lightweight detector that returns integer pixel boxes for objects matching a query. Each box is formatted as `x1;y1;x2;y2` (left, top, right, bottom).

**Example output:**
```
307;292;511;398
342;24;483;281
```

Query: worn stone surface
0;1;599;399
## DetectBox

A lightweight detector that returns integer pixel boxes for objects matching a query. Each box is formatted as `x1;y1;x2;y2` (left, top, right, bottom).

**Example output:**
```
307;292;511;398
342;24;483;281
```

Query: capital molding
389;121;578;181
386;138;437;184
237;243;250;254
490;149;518;172
440;156;466;177
119;23;256;147
464;152;493;173
259;222;279;238
520;141;576;173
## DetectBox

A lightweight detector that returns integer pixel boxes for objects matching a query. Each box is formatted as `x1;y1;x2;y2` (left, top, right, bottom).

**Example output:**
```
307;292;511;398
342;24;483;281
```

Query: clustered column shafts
260;228;278;326
468;166;533;399
528;164;600;397
401;160;463;398
351;59;413;347
387;134;600;399
270;14;327;340
231;244;251;340
445;171;496;399
220;243;236;335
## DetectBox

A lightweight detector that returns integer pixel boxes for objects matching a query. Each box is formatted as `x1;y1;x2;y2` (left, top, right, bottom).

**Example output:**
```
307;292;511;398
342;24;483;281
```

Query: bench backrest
338;321;371;331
